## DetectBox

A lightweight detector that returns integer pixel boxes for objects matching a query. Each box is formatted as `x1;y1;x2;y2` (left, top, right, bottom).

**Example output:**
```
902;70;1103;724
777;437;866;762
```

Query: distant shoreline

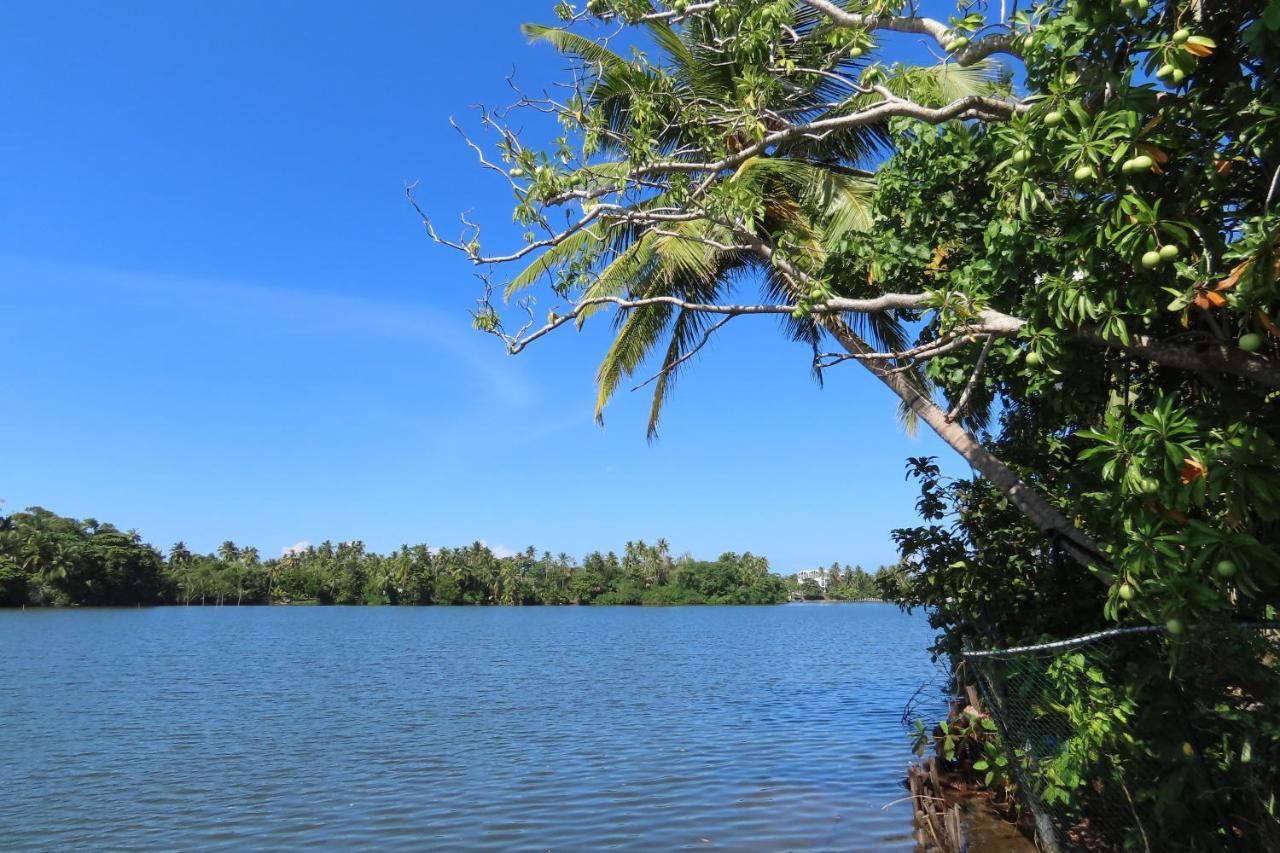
788;598;886;604
4;598;894;611
5;596;798;612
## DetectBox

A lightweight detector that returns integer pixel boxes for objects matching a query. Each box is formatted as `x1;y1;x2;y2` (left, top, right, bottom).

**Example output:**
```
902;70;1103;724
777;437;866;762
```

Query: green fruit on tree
1158;244;1179;261
1132;154;1154;171
1140;477;1160;495
1156;64;1176;79
849;46;864;57
1182;741;1195;758
1012;149;1030;166
1074;164;1095;181
1044;110;1063;127
1141;250;1163;269
1172;68;1187;84
791;307;807;320
947;36;970;51
1166;618;1185;635
510;168;524;177
1173;28;1191;44
1025;351;1044;368
1119;583;1136;601
1239;333;1263;352
809;288;825;301
1215;560;1238;578
1135;0;1149;12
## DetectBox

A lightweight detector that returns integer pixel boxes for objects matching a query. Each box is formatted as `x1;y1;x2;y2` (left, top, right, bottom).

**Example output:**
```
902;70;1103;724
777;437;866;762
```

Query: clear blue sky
0;1;969;570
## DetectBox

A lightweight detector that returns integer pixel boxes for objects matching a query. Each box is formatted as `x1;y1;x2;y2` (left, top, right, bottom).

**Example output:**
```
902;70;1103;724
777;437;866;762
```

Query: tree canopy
430;1;1279;845
428;0;1277;632
0;506;790;607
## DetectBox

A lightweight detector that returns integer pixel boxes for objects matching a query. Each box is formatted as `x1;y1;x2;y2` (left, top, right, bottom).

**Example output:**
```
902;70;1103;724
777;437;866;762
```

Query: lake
0;603;940;850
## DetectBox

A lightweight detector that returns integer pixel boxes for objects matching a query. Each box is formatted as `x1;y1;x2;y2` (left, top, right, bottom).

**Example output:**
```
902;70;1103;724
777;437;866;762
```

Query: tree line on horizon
791;563;901;601
0;506;898;608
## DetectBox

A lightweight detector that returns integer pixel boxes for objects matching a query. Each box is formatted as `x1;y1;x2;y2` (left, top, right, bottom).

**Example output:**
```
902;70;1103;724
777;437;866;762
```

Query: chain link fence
960;622;1280;852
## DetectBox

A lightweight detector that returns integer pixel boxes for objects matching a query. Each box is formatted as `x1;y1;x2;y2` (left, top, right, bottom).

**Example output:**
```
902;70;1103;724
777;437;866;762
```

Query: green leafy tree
430;2;1279;845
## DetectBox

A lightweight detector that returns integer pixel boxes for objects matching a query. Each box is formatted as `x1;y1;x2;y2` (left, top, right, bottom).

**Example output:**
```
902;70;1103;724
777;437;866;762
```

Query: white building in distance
794;569;829;589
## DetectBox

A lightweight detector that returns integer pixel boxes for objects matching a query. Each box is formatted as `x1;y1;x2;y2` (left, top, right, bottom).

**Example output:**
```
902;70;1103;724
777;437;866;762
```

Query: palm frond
644;308;710;440
884;60;1004;106
522;23;631;74
506;223;608;298
595;300;675;423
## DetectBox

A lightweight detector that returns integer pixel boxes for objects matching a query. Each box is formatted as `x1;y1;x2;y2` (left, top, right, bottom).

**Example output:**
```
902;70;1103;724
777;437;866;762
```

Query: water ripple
0;604;939;850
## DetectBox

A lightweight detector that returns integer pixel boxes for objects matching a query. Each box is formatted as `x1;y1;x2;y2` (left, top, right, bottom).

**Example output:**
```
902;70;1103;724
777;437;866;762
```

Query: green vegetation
787;563;898;600
441;0;1280;846
0;506;788;607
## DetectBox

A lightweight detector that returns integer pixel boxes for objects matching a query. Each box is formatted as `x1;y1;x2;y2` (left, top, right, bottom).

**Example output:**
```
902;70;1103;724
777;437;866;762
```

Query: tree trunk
827;320;1109;575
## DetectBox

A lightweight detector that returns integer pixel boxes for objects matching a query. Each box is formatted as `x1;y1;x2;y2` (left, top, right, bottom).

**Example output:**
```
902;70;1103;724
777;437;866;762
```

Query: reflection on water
0;603;940;850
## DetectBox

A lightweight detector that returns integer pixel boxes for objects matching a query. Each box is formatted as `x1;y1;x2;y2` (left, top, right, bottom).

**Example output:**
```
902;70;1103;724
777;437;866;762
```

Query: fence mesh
960;622;1280;852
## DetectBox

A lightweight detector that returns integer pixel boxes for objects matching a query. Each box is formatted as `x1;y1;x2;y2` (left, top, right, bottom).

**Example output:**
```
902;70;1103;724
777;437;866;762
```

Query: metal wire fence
960;622;1280;852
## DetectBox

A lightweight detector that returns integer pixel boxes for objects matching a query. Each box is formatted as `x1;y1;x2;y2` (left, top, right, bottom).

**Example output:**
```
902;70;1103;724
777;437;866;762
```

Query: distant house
794;569;829;590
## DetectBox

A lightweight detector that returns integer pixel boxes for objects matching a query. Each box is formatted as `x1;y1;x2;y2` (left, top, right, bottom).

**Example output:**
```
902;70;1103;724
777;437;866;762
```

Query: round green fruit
1044;110;1063;127
1140;477;1160;495
1156;63;1176;79
1166;618;1185;636
1025;351;1044;368
1074;164;1095;181
1239;333;1263;353
1215;560;1238;578
849;46;864;57
947;36;970;51
1141;250;1163;269
1173;28;1191;44
791;307;807;320
1172;68;1186;83
1012;149;1030;166
1119;583;1135;601
1158;244;1179;261
1132;154;1154;171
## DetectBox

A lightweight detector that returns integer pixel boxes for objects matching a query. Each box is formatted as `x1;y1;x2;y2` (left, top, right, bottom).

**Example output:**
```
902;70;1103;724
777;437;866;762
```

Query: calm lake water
0;603;940;850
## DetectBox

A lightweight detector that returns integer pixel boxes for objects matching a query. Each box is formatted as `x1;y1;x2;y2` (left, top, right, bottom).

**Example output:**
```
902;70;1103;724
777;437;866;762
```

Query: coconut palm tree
512;15;1001;437
216;540;239;565
492;13;1108;566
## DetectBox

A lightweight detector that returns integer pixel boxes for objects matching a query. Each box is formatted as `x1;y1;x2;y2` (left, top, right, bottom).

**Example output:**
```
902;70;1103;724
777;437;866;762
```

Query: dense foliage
789;562;897;599
0;507;789;607
865;3;1280;843
439;0;1280;846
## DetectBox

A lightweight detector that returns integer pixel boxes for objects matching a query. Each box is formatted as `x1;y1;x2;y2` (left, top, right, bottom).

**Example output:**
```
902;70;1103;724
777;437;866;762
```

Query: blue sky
1;1;969;570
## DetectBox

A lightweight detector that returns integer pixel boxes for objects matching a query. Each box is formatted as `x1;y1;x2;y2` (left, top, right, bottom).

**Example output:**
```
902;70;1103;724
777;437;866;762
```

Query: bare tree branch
800;0;1023;66
631;316;733;392
946;334;995;422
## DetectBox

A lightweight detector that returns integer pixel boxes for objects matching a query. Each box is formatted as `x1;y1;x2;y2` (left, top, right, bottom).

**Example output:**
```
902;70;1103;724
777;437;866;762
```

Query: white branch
800;0;1022;66
946;334;995;423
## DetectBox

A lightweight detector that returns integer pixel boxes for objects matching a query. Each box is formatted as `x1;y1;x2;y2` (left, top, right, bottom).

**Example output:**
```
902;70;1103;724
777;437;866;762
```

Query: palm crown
506;10;1002;437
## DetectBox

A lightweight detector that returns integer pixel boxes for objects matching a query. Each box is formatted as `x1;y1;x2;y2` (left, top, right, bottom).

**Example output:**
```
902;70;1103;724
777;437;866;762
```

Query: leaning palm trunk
826;319;1106;572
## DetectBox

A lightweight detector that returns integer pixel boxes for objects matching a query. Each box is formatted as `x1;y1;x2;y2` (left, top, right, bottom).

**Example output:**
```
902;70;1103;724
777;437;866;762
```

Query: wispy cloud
0;254;535;407
478;539;517;558
282;540;311;556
